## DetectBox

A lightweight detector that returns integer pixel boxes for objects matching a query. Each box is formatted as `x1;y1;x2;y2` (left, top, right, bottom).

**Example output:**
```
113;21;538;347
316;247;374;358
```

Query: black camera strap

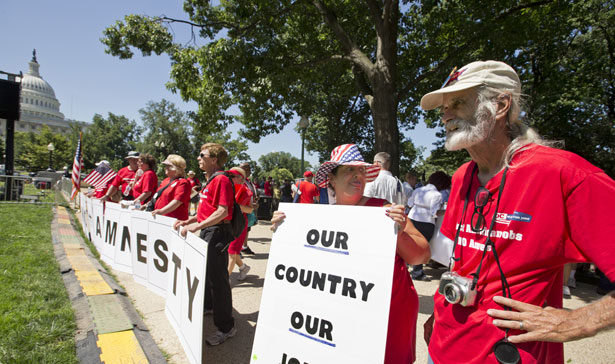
450;164;519;363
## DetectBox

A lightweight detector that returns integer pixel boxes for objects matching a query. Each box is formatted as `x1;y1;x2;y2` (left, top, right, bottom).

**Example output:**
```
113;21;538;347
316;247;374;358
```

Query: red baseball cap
303;170;314;178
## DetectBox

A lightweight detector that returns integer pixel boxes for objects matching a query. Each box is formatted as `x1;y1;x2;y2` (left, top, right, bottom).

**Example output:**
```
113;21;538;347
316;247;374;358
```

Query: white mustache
446;119;472;133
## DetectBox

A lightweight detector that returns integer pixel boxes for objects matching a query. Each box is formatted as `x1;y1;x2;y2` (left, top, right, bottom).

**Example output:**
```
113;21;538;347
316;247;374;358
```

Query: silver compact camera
438;271;477;307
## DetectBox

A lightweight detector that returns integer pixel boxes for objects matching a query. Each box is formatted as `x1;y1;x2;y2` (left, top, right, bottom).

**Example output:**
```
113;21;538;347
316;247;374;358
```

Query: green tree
257;151;310;180
269;168;294;184
138;99;193;175
82;113;142;171
102;1;568;175
14;126;72;171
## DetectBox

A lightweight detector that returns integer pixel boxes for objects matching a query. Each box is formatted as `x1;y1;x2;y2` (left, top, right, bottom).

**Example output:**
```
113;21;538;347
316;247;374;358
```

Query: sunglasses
199;153;211;159
471;187;491;233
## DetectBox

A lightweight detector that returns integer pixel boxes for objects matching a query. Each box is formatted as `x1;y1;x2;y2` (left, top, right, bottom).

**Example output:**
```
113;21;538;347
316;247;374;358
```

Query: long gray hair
476;86;557;167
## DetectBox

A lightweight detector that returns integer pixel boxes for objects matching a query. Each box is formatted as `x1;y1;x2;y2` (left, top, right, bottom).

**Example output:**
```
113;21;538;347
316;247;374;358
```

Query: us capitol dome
0;49;83;136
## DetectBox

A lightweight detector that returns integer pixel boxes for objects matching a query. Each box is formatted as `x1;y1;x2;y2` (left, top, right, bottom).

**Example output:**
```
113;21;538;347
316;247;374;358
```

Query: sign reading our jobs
251;203;397;364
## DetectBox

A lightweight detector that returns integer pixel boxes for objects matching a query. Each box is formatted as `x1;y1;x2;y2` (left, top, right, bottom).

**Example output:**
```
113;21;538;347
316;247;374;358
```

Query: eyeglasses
471;187;491;232
199;153;211;159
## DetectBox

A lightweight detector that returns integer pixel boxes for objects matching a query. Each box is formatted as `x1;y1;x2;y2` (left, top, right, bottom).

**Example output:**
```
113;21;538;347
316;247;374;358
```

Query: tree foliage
257;151;311;180
103;1;584;176
14;126;73;171
82;113;142;171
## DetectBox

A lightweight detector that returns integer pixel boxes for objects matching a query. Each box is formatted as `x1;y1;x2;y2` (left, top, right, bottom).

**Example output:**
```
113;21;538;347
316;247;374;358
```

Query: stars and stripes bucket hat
315;144;380;188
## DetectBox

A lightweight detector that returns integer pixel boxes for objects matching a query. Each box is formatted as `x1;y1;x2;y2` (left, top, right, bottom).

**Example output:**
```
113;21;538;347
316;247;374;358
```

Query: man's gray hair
477;86;555;167
374;152;391;169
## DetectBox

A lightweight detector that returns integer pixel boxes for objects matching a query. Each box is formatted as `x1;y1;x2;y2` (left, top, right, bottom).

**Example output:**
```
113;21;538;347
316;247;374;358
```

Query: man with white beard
420;61;615;364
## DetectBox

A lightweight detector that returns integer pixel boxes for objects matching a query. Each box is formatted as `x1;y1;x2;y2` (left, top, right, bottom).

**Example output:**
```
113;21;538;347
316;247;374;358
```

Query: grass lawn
0;204;78;363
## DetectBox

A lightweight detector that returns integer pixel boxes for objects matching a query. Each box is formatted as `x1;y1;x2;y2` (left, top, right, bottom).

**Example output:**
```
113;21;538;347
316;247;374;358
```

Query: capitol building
0;50;82;136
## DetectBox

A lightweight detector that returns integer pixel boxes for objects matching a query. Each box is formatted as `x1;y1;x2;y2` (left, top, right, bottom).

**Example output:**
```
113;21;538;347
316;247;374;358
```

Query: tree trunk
370;77;400;175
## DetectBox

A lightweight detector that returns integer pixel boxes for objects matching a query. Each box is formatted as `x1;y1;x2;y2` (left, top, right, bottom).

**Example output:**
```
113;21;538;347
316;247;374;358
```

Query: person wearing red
420;61;615;364
132;153;158;205
272;144;431;364
86;160;114;199
226;167;253;281
100;151;140;202
263;176;273;196
293;170;320;203
174;143;237;346
150;154;191;221
187;170;201;215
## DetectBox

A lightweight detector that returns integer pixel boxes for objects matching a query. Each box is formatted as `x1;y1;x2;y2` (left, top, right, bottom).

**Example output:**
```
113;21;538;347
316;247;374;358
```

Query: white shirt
402;181;414;201
407;184;443;224
363;170;406;205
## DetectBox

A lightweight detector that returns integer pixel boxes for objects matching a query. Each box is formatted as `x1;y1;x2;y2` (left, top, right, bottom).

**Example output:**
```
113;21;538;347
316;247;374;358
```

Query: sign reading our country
250;203;397;364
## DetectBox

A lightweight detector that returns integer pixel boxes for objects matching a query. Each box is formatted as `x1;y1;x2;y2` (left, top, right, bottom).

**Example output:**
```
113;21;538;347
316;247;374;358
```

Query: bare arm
387;203;431;265
181;205;228;237
100;185;118;201
152;199;183;217
487;292;615;343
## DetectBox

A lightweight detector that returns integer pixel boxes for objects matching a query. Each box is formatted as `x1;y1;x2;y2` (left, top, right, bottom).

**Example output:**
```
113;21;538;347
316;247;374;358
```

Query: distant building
0;49;84;136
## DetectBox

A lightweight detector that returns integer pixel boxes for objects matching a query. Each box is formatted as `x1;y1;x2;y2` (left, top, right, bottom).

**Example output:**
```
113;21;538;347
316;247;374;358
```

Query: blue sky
2;0;439;168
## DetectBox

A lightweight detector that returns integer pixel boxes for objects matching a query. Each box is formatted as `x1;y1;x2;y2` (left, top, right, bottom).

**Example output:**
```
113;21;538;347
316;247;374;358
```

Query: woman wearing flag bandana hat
272;143;431;364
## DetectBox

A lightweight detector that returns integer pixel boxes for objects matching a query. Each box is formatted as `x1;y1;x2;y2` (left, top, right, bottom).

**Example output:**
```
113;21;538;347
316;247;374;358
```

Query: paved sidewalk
89;219;615;364
53;206;166;364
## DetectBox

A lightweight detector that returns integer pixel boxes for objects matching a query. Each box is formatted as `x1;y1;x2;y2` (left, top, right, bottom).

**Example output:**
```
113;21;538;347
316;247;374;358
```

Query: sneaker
204;309;213;316
242;246;255;255
206;326;237;346
568;277;576;288
411;273;429;281
238;264;251;281
563;285;571;298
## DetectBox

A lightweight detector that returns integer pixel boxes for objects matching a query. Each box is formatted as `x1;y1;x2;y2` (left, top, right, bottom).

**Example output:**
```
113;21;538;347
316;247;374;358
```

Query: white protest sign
102;202;133;273
146;214;177;297
130;210;150;286
251;203;397;364
165;231;208;364
90;199;105;252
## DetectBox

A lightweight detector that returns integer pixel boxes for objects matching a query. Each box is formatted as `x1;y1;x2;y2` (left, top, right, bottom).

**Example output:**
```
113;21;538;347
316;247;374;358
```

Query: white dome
18;49;65;120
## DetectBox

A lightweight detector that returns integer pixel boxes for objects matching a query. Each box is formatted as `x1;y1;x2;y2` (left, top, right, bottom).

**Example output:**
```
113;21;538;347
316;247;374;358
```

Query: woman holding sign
272;144;430;364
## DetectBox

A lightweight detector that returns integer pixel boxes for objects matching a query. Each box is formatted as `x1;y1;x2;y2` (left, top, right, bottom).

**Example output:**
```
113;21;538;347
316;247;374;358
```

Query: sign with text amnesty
251;203;397;364
77;194;209;364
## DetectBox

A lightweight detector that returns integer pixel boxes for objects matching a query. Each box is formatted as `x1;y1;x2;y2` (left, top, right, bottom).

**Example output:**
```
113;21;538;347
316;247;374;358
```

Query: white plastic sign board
251;203;397;364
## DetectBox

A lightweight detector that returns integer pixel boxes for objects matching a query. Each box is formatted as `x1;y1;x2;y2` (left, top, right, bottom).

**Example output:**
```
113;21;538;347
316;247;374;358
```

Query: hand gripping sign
251;203;397;364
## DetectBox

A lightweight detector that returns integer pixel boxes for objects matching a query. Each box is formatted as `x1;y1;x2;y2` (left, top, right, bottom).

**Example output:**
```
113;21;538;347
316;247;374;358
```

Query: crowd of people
81;60;615;363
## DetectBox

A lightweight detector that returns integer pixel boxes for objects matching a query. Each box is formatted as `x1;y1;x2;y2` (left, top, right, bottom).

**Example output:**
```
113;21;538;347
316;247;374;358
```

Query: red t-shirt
234;183;253;207
154;177;191;221
94;185;110;199
264;180;273;196
197;174;234;223
296;181;319;203
133;169;158;203
364;197;418;364
110;166;137;197
188;177;200;189
429;145;615;364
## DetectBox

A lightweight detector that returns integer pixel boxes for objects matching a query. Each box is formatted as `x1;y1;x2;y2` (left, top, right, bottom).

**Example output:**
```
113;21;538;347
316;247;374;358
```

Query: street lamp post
46;143;55;171
298;116;309;173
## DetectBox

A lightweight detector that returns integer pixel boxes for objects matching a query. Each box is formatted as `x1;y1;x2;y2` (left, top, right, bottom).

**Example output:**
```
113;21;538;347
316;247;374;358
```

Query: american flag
83;163;117;190
70;133;83;200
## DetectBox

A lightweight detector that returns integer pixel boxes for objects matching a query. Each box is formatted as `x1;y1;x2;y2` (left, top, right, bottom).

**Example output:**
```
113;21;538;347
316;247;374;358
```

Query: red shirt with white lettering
110;166;137;197
154;177;191;221
197;173;234;223
132;169;158;203
429;145;615;364
296;181;319;203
